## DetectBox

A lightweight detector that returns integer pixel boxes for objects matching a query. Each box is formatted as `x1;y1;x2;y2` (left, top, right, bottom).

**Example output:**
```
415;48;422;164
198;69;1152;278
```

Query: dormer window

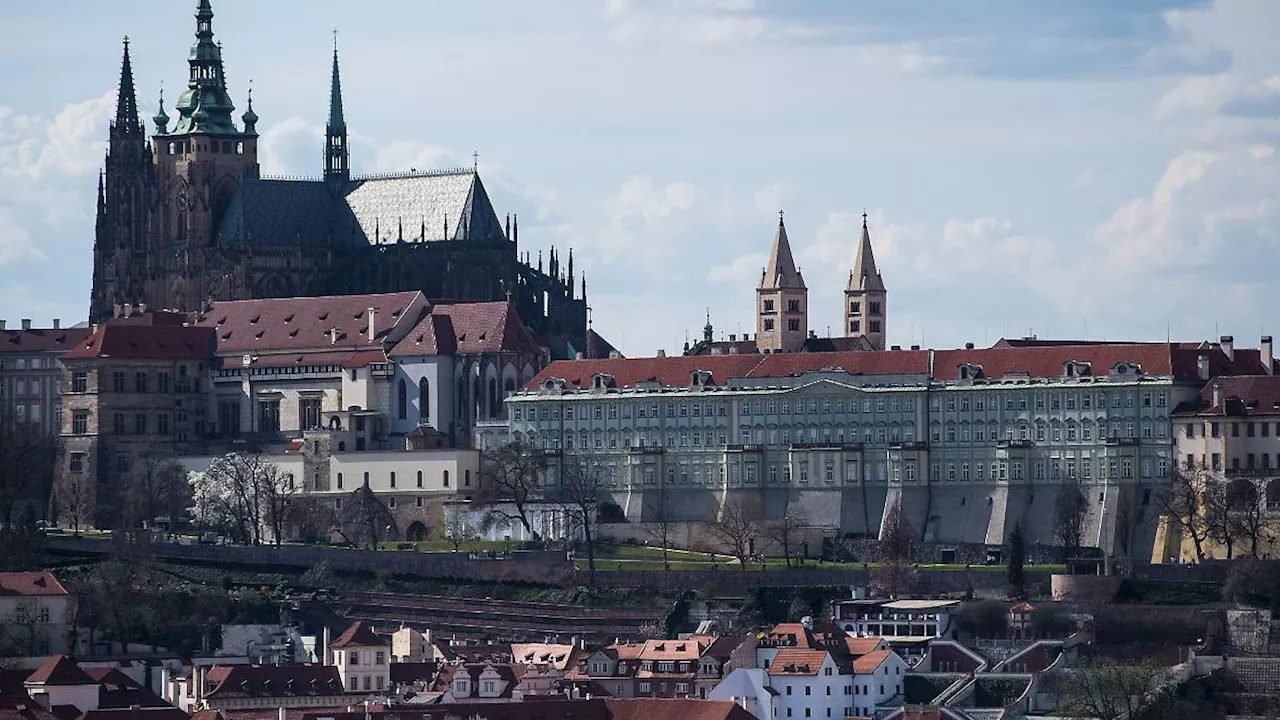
1109;362;1140;377
592;373;615;390
1063;361;1092;378
958;364;983;380
690;370;713;388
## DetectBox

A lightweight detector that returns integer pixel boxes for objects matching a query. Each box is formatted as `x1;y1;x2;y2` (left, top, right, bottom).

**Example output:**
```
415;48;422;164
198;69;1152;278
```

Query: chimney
1263;336;1274;375
890;345;901;351
52;319;60;330
910;345;920;351
1197;352;1210;381
123;303;134;317
656;349;665;358
21;318;32;331
964;342;975;350
1220;335;1234;362
575;352;584;360
138;303;147;314
367;308;377;343
1212;383;1222;408
0;320;5;331
609;351;621;359
729;334;736;342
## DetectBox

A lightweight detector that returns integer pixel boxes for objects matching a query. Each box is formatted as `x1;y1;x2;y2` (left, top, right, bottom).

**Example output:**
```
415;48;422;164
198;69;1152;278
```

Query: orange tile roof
0;573;68;597
329;621;386;648
767;649;829;676
844;637;885;657
24;657;93;686
638;640;702;661
852;649;894;674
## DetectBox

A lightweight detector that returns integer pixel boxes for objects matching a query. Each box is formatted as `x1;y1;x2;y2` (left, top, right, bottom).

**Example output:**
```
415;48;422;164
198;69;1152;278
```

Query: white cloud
257;118;323;177
0;209;44;267
0;91;113;182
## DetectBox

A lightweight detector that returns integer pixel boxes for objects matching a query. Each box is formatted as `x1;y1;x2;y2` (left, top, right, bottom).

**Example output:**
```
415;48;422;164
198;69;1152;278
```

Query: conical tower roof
761;215;805;290
328;43;346;133
848;213;885;292
114;38;141;134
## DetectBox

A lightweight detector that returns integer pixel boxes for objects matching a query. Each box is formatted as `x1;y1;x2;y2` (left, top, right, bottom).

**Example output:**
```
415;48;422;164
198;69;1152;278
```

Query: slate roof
25;657;94;686
197;292;424;360
61;325;214;362
217;171;505;248
329;621;386;648
525;350;931;391
0;328;92;355
585;329;622;360
390;302;541;358
0;573;68;597
388;662;438;686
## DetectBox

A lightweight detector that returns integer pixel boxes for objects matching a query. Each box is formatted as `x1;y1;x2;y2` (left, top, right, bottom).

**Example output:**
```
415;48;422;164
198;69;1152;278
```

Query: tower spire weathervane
473;151;479;171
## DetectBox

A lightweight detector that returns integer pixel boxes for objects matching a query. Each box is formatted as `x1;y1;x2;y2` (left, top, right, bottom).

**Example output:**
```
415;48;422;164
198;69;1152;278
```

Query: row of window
332;469;470;490
931;419;1167;444
74;369;192;395
1186;420;1280;439
934;389;1168;413
1186;452;1280;472
929;456;1166;481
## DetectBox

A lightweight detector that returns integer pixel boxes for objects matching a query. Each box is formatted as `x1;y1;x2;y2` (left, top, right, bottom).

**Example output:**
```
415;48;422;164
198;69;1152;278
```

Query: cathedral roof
760;217;805;290
389;302;542;358
216;170;506;248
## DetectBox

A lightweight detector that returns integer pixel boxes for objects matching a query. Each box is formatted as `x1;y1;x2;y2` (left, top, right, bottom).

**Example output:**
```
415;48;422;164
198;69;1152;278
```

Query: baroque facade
91;0;589;359
507;338;1276;556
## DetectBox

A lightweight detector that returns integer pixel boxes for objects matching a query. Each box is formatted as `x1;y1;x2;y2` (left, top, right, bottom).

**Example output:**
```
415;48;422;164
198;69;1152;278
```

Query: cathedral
92;0;589;358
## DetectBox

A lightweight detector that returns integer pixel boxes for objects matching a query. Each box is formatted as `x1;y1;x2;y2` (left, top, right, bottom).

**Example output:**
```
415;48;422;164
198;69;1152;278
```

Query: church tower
756;214;807;353
324;39;349;184
845;213;887;350
90;39;153;323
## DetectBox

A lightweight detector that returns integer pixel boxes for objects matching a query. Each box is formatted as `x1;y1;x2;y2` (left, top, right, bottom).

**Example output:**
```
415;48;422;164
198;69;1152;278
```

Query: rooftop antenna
473;151;479;171
1084;317;1088;341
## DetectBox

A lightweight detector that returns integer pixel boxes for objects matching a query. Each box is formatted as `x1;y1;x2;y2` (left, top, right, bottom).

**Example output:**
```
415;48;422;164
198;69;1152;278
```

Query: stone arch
405;521;429;542
1267;479;1280;512
1227;477;1257;510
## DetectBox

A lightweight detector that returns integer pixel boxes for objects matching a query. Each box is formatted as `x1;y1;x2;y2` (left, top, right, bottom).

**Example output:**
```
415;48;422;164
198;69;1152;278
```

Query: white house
329;621;390;693
0;572;77;657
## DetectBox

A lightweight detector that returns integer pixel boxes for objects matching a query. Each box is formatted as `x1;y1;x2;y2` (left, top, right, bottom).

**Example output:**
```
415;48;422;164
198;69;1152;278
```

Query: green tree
1007;522;1027;598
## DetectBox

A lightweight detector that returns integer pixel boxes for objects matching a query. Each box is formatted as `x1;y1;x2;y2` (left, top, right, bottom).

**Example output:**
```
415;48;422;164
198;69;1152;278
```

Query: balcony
1106;437;1140;446
628;445;665;455
997;440;1032;449
726;444;763;452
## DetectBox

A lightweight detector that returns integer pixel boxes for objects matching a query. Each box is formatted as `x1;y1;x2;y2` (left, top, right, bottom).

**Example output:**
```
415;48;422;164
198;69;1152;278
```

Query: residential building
435;663;521;703
832;600;959;643
1156;366;1280;561
634;639;700;699
22;657;101;713
0;572;78;657
329;622;390;693
178;665;348;712
1008;603;1036;641
509;338;1273;555
0;319;91;437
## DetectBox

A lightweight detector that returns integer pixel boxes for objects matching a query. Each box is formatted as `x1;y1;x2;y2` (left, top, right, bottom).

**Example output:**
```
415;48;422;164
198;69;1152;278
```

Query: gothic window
787;299;801;313
764;319;775;331
489;378;500;417
869;302;881;316
869;321;881;333
763;299;774;312
788;318;800;331
398;379;408;420
850;301;861;314
419;378;430;422
850;320;860;333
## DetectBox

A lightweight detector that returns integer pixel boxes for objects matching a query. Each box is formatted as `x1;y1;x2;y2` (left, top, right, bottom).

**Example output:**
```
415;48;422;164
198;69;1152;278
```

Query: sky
1;0;1278;356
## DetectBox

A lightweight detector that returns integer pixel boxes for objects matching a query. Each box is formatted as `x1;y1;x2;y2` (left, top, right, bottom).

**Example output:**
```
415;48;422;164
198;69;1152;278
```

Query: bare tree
336;484;398;548
640;486;677;572
124;449;192;530
1056;658;1173;720
1159;466;1213;562
872;497;918;598
0;599;48;656
189;452;289;544
0;406;58;529
559;456;607;582
1206;478;1242;559
1053;475;1088;562
704;497;760;571
442;504;481;551
475;442;547;541
55;472;93;535
1230;473;1276;560
765;493;810;568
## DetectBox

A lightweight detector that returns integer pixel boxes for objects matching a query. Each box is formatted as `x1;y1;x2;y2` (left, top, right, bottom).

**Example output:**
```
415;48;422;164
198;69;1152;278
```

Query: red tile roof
844;637;886;657
767;649;829;676
526;350;931;391
604;698;757;720
1010;602;1036;614
329;621;386;648
637;640;702;661
0;697;60;720
389;302;542;358
932;344;1174;381
851;649;894;674
197;292;424;357
61;325;214;362
0;573;68;597
79;709;189;720
202;666;343;699
25;657;94;686
1178;375;1280;415
0;327;93;355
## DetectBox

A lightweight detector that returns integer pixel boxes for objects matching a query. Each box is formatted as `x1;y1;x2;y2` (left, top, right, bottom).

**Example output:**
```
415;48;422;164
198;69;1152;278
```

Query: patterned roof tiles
932;344;1175;381
198;292;425;356
0;327;92;355
767;649;829;676
0;573;68;597
851;649;894;674
61;324;214;362
389;302;541;358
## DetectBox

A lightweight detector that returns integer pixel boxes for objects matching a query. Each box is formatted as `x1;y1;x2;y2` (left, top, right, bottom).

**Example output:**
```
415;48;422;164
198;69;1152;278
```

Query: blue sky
1;0;1277;355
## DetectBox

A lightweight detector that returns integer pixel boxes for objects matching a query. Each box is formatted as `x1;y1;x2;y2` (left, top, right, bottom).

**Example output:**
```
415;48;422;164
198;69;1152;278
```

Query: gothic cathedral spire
113;38;142;135
756;212;808;353
324;35;350;183
845;212;887;350
171;0;239;136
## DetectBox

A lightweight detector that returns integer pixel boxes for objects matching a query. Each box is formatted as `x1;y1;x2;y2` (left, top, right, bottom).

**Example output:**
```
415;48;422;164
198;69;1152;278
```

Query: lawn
574;556;1068;573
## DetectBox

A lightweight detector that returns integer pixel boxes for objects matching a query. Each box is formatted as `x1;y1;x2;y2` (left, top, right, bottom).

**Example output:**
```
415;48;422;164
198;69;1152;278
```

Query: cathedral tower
756;214;807;353
845;213;887;350
324;39;349;184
